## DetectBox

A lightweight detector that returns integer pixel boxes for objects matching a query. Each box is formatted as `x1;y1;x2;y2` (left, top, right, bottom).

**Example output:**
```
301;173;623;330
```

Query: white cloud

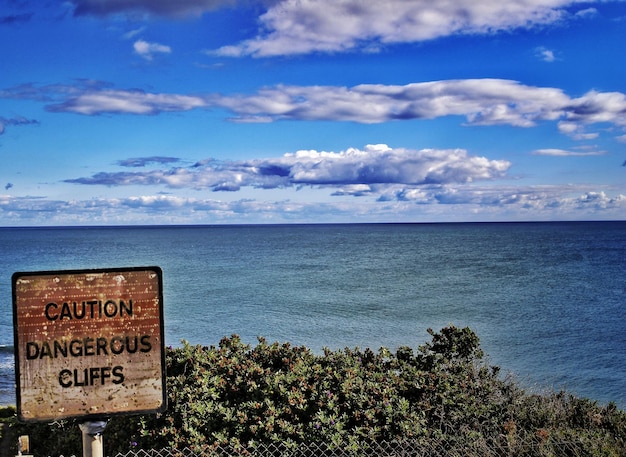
133;39;171;60
210;0;590;57
576;191;626;209
536;46;557;62
557;121;600;140
287;144;511;185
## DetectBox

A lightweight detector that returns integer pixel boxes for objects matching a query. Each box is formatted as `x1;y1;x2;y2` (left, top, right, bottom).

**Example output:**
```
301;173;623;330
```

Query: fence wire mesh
112;438;596;457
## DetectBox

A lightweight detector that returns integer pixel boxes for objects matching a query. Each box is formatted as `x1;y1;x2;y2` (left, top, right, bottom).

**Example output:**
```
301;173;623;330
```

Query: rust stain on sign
12;267;166;422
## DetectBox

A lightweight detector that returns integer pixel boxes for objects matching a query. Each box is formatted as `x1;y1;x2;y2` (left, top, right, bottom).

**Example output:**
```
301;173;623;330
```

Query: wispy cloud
575;7;598;19
0;116;39;135
118;156;182;167
65;144;511;192
0;80;112;102
133;39;172;60
532;148;606;157
123;27;146;40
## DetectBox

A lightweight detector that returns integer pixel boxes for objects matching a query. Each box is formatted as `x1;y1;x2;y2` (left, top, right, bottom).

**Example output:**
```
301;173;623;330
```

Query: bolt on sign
12;267;166;422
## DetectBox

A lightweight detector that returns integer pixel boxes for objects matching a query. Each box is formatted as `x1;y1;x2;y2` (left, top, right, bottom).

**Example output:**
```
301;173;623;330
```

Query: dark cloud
66;171;163;186
69;0;236;18
5;183;13;190
0;81;110;103
118;156;181;167
0;13;34;25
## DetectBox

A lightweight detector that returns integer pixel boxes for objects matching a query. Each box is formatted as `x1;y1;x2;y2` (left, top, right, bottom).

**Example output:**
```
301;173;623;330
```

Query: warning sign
12;267;166;422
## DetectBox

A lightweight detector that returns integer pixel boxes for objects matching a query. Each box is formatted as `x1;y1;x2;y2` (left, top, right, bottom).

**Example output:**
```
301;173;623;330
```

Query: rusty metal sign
12;267;166;422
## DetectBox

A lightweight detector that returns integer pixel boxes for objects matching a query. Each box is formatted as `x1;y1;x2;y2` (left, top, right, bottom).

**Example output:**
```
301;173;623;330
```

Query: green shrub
3;326;625;456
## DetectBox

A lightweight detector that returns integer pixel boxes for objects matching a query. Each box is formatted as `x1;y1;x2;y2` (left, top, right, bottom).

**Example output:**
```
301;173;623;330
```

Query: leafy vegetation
2;326;625;456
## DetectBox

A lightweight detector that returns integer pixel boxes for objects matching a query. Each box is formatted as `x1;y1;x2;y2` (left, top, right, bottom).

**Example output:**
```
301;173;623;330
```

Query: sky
1;0;625;225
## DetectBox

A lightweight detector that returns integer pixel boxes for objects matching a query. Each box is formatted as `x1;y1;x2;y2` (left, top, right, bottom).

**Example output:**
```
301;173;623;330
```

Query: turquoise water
1;222;625;408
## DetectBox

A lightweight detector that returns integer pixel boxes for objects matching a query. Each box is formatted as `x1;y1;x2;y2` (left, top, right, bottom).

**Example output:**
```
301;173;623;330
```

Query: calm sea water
1;222;625;409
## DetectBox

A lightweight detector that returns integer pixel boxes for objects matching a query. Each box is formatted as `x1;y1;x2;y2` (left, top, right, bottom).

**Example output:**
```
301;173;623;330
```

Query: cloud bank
2;187;624;226
65;144;511;191
49;143;624;224
8;79;624;138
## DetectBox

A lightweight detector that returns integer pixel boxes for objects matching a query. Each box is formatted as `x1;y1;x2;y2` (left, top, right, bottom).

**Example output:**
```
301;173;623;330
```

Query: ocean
1;222;625;409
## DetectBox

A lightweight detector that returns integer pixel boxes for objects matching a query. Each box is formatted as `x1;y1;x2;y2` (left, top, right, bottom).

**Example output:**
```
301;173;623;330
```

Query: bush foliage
2;326;625;455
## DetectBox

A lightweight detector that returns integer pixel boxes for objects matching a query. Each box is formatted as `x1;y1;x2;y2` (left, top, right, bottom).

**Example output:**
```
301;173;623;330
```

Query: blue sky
1;0;625;225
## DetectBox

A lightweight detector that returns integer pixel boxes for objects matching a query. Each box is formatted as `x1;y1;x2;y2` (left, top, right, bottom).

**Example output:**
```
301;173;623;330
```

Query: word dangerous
26;335;152;359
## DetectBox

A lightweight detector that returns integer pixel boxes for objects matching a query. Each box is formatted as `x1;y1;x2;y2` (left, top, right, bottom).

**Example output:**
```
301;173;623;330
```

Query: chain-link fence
111;438;600;457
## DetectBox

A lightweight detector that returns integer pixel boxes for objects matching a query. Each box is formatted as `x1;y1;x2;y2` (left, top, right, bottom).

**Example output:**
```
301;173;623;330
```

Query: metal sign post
12;267;167;456
79;421;108;457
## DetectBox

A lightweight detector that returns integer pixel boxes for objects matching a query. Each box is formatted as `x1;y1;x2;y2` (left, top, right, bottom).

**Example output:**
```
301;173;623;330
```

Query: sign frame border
12;265;167;423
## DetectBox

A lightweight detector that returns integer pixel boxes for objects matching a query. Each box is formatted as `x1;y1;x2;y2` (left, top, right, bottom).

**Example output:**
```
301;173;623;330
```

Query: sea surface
1;222;625;409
